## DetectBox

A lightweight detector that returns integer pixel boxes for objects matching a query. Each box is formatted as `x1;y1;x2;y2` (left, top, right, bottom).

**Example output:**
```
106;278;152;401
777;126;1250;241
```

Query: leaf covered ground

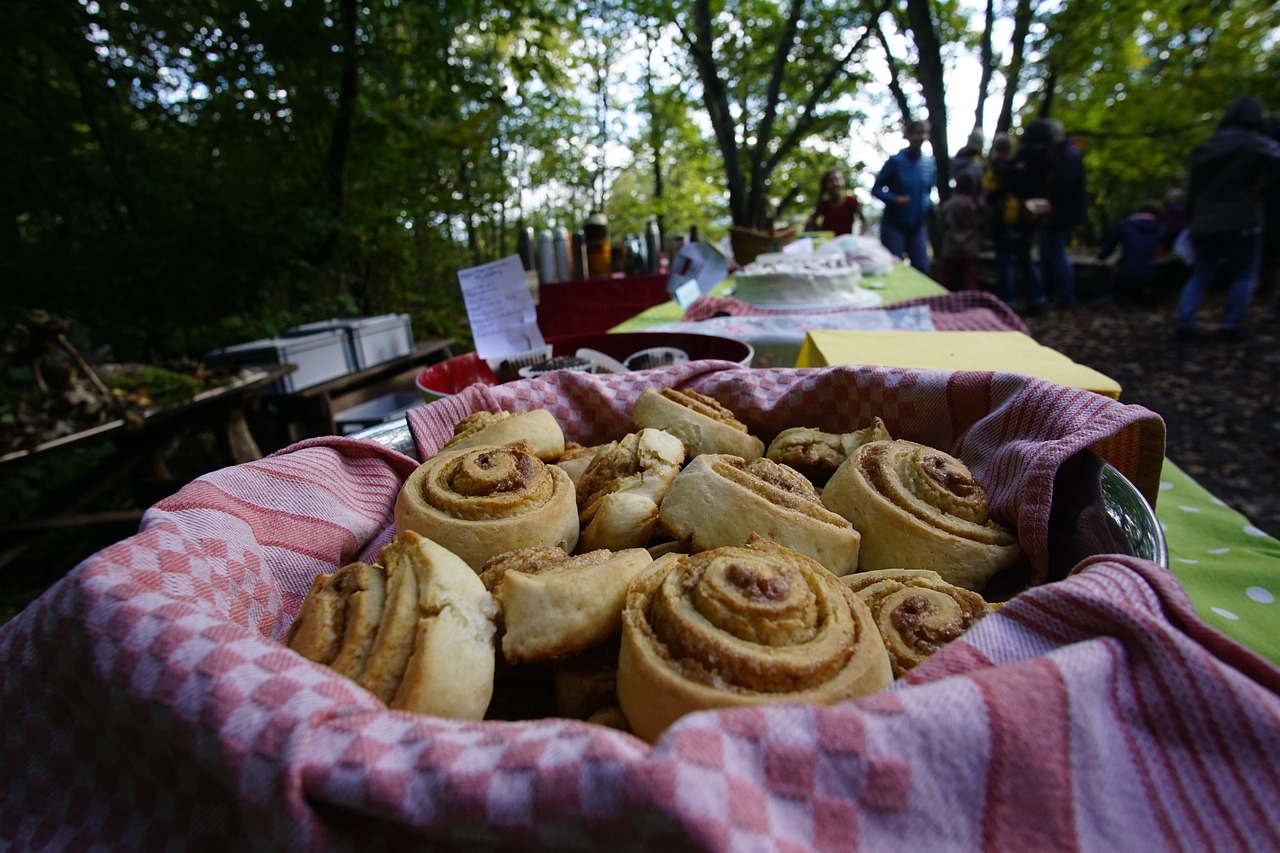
1022;289;1280;539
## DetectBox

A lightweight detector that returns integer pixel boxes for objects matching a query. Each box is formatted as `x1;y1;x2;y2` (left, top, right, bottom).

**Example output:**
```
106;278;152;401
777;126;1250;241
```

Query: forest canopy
4;0;1277;362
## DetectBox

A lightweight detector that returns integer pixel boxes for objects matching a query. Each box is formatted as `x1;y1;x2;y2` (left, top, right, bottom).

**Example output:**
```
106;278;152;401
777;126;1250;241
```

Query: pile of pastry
286;387;1019;742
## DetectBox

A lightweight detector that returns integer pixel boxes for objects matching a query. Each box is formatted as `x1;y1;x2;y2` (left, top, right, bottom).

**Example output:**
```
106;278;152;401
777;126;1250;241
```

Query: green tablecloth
615;264;1280;666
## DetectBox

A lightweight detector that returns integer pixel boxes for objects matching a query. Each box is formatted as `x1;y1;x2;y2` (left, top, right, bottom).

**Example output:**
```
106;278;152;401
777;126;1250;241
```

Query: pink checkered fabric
683;290;1031;334
6;365;1277;850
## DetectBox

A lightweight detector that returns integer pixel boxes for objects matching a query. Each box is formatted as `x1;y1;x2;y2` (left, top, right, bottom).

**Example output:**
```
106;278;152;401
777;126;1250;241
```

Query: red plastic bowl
415;331;753;402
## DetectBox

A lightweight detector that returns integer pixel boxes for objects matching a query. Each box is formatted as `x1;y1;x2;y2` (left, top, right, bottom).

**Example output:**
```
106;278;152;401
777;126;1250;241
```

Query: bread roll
554;443;604;489
631;387;764;460
287;531;498;720
395;444;579;571
822;440;1021;591
657;453;861;576
616;537;892;742
842;568;991;677
441;409;565;461
480;545;651;664
577;428;686;551
765;417;891;486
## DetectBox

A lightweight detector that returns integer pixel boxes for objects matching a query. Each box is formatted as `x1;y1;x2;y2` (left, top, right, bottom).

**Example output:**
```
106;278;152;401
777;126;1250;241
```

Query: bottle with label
584;211;611;279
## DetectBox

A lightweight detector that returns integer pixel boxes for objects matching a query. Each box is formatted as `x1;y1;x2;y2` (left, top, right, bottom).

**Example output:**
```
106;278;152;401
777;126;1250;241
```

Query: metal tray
354;418;1168;568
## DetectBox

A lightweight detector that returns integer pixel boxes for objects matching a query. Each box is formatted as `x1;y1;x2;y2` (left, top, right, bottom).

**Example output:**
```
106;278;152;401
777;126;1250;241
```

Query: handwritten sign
457;255;546;359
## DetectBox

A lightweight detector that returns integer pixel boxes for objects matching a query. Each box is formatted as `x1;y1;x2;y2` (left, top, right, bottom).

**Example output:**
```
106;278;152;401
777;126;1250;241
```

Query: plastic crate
333;392;422;435
204;330;353;394
286;314;414;369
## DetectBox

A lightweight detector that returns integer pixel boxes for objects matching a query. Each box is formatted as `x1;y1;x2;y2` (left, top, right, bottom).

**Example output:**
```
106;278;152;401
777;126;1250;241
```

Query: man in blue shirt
872;119;937;274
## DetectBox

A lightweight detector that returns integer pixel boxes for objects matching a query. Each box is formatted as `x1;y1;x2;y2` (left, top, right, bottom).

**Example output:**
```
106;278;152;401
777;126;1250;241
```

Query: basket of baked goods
9;360;1275;850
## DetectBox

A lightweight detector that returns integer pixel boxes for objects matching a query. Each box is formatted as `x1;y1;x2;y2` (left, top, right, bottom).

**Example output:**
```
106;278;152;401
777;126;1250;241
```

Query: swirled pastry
285;561;387;680
616;536;892;742
577;428;686;551
822;440;1021;591
479;545;651;664
657;453;862;576
395;444;579;571
631;387;764;460
441;409;565;461
765;417;892;486
842;568;991;677
288;531;498;720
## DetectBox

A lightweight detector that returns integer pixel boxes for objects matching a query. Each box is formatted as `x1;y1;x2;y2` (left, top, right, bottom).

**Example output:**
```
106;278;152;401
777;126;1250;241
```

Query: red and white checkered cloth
683;290;1031;334
4;364;1279;851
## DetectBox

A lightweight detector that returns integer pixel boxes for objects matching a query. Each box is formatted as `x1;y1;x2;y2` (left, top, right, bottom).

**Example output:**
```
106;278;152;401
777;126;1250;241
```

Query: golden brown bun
577;428;686;551
842;568;991;677
285;561;387;680
480;545;652;664
395;444;579;571
822;440;1021;591
287;531;497;720
441;409;565;461
657;453;861;576
616;537;892;742
631;387;764;460
765;417;892;486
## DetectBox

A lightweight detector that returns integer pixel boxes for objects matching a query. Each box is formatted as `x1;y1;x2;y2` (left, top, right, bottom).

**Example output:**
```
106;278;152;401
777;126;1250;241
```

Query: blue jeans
880;219;931;275
1176;231;1263;331
1038;227;1076;306
994;231;1045;307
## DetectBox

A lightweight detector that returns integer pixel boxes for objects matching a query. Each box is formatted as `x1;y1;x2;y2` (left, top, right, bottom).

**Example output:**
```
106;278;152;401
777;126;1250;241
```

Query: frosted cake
734;253;867;306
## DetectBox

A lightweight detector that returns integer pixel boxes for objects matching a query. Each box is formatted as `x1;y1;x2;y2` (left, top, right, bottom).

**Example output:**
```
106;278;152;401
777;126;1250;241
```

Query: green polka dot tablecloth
1158;458;1280;666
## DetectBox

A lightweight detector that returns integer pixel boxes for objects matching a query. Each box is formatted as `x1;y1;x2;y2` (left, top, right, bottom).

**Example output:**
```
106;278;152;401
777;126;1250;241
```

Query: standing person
1039;118;1089;308
936;169;987;291
987;126;1052;314
804;168;868;235
872;119;936;274
950;130;986;190
1096;201;1164;305
1158;187;1189;256
1173;95;1280;341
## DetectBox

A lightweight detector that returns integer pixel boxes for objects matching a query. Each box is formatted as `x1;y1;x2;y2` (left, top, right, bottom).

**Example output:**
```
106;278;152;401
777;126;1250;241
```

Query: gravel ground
1021;287;1280;539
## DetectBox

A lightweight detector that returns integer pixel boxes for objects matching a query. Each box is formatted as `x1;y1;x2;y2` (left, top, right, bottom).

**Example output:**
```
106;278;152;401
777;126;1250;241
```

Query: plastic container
204;330;352;394
334;392;421;435
285;314;414;370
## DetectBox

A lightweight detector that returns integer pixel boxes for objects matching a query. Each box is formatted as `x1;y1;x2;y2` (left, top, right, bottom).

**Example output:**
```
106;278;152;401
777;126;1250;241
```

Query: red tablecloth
537;273;670;337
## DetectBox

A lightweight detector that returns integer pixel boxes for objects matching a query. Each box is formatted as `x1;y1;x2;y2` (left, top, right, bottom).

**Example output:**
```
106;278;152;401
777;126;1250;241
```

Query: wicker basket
730;224;798;266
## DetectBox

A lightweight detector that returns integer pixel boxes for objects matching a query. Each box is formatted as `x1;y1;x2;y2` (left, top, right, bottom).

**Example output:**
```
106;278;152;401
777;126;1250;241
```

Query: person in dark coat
872;119;936;274
1038;119;1089;308
1097;201;1164;304
1173;95;1280;340
987;123;1052;314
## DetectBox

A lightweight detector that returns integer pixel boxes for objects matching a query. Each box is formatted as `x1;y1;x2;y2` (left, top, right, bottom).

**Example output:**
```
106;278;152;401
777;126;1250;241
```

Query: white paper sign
782;237;815;255
667;242;728;308
457;255;546;359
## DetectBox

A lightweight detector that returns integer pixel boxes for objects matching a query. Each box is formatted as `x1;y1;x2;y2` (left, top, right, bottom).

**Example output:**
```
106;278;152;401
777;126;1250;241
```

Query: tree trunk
904;0;950;201
873;20;913;126
972;0;996;139
996;0;1035;136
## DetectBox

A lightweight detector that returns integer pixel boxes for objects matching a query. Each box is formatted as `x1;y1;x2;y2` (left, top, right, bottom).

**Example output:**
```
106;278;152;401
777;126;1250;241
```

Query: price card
457;255;546;359
667;242;728;308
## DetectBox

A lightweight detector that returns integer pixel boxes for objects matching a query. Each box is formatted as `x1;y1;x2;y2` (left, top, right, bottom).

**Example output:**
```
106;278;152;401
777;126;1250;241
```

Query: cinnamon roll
479;545;651;665
631;387;764;460
577;428;686;552
842;568;991;677
395;444;579;571
616;536;892;742
287;531;498;720
441;409;565;461
822;440;1021;591
657;453;862;576
765;417;892;486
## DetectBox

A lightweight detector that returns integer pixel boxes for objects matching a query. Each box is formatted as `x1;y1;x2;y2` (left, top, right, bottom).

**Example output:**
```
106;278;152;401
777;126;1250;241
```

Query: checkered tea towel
7;365;1274;851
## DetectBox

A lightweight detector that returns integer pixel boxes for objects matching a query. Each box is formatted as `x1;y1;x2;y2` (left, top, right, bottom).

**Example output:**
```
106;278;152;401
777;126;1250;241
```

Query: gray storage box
285;314;414;370
333;392;421;435
204;330;353;394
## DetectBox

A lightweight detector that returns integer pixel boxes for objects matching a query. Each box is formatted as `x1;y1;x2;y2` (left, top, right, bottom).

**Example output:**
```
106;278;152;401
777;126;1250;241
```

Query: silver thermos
536;229;556;284
645;218;662;272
